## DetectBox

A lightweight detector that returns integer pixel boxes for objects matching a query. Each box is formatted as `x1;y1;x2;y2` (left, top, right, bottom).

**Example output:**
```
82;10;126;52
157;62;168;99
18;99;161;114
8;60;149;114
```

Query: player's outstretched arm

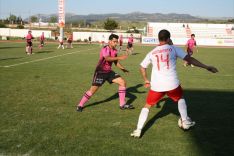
140;66;150;88
116;62;129;73
104;55;128;62
184;55;218;73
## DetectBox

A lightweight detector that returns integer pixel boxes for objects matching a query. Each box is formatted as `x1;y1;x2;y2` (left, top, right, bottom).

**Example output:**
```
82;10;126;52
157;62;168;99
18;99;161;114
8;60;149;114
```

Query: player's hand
207;66;218;73
144;80;151;88
122;69;129;73
118;55;128;60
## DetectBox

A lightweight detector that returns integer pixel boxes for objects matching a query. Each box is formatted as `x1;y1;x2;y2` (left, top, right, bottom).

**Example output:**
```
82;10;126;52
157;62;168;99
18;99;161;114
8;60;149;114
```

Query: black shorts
127;42;133;48
92;71;121;86
187;48;193;56
68;40;72;43
27;41;32;47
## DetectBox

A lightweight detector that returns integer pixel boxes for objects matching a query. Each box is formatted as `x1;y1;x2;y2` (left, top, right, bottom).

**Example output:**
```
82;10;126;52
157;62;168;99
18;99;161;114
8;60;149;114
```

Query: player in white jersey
131;29;218;138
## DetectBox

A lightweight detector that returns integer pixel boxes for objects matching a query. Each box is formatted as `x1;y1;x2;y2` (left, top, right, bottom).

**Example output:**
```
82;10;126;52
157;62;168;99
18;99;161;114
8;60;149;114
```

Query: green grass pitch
0;42;234;155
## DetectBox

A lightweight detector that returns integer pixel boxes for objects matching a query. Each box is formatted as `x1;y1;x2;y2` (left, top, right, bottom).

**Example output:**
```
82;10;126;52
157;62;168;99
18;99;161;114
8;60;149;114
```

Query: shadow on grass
131;52;140;55
36;50;54;54
84;84;146;108
0;57;24;61
141;90;234;156
0;46;22;49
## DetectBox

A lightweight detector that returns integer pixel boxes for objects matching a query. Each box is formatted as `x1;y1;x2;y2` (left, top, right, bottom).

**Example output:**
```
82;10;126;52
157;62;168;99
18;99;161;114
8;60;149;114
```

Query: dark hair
109;34;119;40
191;34;195;37
158;29;170;42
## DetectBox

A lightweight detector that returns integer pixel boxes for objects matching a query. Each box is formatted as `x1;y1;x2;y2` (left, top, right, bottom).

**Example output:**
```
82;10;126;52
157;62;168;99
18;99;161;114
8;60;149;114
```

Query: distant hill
26;12;208;23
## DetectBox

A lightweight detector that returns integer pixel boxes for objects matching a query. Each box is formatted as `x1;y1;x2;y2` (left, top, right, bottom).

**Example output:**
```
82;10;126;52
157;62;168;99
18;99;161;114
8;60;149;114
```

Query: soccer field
0;42;234;156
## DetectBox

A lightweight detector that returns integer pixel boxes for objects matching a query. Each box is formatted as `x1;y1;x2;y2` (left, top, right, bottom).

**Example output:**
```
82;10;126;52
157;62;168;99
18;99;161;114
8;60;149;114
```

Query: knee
144;103;152;109
119;79;126;87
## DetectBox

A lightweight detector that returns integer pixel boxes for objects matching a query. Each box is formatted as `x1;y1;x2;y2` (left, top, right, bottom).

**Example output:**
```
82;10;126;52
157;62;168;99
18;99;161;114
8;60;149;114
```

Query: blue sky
0;0;233;19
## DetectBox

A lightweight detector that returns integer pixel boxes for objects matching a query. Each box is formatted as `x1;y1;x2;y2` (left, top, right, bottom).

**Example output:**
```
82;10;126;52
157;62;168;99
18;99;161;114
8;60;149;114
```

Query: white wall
0;28;52;38
73;32;141;43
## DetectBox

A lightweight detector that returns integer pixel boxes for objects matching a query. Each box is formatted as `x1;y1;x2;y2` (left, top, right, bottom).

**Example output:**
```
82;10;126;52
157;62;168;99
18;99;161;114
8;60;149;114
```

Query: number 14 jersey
140;44;186;92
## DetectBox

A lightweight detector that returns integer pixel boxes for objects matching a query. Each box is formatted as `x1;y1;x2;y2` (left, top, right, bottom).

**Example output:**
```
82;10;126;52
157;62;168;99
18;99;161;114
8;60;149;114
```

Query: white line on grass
1;48;97;68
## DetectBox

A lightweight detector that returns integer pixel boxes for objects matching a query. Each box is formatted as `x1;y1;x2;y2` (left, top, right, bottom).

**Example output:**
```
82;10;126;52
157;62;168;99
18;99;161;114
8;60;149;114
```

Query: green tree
49;16;57;23
0;22;7;28
78;20;86;27
16;16;22;24
16;25;24;29
104;18;118;31
30;16;38;23
9;14;17;24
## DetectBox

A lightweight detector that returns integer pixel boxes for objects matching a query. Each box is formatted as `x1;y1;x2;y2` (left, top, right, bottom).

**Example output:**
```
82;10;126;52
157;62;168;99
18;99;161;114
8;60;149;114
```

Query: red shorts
146;85;183;106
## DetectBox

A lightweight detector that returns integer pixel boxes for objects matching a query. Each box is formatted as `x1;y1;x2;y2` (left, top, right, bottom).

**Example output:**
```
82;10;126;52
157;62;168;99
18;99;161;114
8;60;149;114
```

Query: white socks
135;99;188;131
178;99;188;121
137;108;149;130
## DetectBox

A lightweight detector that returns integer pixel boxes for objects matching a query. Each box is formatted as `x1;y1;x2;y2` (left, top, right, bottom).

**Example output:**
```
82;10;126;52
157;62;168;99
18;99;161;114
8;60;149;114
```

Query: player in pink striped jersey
39;32;45;49
184;34;198;67
119;34;123;51
126;34;134;55
76;34;134;112
25;30;34;55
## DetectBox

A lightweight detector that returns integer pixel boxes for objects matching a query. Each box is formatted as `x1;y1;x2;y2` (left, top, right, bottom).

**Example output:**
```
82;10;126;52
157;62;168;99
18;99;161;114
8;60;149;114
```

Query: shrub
0;23;7;28
16;25;24;29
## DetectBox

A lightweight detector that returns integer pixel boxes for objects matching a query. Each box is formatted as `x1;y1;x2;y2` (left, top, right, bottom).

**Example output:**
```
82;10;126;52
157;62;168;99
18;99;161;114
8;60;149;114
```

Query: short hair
191;34;195;37
158;29;171;42
109;34;119;40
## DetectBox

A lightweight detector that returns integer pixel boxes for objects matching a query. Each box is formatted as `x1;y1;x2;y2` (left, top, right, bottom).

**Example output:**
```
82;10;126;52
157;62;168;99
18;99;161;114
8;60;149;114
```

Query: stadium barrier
144;22;234;47
141;36;234;47
0;28;52;38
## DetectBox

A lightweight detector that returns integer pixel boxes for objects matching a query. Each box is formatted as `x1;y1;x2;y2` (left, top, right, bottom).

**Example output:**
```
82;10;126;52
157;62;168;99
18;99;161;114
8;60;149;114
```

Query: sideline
1;48;97;68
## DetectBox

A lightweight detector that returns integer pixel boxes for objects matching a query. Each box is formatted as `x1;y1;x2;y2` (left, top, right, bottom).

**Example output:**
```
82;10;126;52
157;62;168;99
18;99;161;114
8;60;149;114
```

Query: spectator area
147;22;234;39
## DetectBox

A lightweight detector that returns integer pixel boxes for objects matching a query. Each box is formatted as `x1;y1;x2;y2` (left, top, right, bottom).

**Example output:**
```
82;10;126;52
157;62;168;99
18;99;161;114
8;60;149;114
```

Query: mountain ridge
27;12;214;23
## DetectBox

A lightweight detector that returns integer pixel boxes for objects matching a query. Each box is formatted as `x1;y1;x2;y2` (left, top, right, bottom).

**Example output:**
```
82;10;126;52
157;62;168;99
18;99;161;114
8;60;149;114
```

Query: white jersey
58;36;63;42
140;44;187;92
